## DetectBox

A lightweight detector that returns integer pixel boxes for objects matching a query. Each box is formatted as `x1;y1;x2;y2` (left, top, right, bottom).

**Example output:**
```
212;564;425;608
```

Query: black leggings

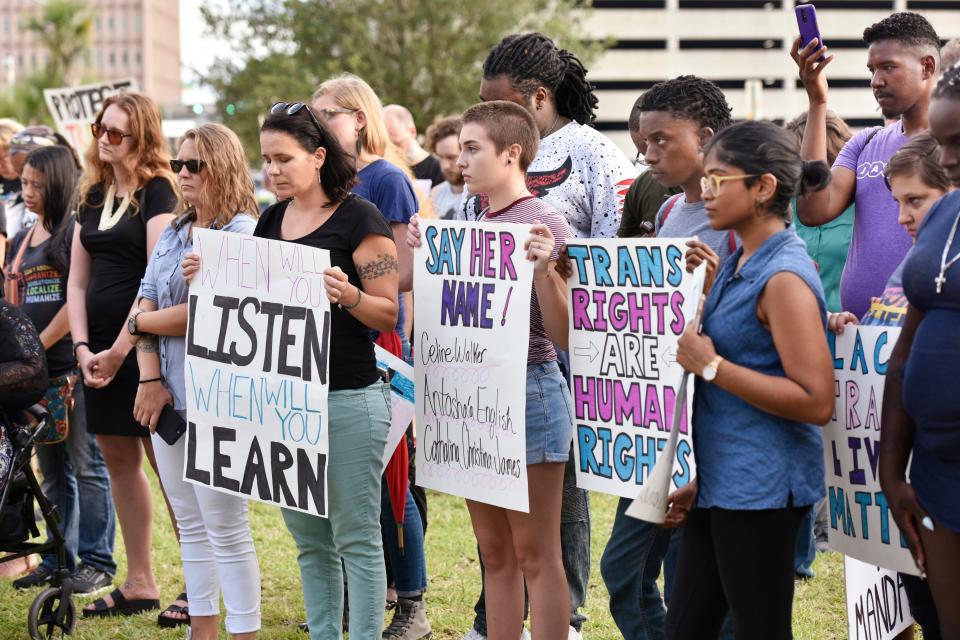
666;505;809;640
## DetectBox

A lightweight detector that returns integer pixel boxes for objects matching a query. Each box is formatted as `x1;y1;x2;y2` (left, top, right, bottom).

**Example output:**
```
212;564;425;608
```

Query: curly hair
425;115;463;153
934;60;960;100
863;12;940;52
634;76;733;133
78;92;176;215
179;123;260;226
483;32;598;125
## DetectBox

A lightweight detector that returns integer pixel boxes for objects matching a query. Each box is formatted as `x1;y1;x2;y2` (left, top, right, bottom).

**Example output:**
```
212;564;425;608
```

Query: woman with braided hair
458;32;636;640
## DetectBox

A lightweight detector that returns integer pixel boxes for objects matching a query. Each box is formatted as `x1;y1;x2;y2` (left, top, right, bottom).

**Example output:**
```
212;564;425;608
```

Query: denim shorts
526;360;574;465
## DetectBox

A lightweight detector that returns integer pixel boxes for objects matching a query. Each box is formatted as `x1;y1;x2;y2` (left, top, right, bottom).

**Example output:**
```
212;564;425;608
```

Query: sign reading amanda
43;79;137;159
414;219;533;512
826;326;918;575
844;556;914;640
184;229;331;517
567;238;703;498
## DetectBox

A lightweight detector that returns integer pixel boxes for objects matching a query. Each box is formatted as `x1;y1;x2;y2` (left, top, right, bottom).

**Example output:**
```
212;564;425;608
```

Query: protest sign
844;556;914;640
414;219;533;512
375;345;416;466
43;79;137;160
827;326;918;575
184;228;331;517
567;238;703;500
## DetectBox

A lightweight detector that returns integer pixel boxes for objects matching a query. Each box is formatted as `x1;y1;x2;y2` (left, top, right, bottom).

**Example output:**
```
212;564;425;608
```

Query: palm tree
25;0;94;86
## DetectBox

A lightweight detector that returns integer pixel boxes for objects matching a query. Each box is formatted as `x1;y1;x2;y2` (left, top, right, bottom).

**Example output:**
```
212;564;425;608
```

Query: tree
25;0;94;85
201;0;600;160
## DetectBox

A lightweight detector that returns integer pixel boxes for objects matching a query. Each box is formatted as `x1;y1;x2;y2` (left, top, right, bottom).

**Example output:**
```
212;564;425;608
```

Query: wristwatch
127;309;146;336
702;355;724;382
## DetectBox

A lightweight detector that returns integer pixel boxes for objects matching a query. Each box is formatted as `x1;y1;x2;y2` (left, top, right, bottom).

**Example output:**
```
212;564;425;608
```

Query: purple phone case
796;4;826;62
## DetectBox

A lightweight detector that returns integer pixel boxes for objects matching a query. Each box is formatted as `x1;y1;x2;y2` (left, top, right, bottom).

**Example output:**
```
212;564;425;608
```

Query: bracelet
72;341;90;357
139;377;163;385
339;287;362;310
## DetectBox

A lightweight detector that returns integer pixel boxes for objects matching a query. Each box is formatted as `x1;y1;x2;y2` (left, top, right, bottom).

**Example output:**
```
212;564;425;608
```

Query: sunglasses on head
170;159;206;174
270;102;326;137
91;122;133;146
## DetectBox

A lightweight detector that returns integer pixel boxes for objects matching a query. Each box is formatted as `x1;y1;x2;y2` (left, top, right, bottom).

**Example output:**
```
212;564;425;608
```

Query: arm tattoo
136;334;159;353
357;253;399;281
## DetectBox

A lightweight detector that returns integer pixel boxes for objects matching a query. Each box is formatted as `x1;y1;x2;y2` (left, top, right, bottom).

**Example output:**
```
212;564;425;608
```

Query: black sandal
83;588;161;618
157;592;190;628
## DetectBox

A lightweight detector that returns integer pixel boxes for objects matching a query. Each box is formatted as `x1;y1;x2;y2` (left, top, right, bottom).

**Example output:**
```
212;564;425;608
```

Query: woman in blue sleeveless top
881;65;960;638
664;121;835;640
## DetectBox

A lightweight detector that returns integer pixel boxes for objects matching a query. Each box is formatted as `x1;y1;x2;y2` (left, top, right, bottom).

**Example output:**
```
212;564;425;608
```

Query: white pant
152;429;261;634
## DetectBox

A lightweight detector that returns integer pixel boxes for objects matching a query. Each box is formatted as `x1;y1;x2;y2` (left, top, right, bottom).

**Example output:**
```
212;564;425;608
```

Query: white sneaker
568;626;583;640
461;628;530;640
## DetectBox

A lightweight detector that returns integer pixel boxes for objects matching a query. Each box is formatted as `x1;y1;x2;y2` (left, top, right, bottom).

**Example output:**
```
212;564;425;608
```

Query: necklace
935;209;960;294
541;113;561;139
98;183;133;231
478;187;531;221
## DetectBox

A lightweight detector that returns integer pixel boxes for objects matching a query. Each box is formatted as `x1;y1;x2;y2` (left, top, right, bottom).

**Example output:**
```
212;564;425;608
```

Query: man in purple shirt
791;12;940;318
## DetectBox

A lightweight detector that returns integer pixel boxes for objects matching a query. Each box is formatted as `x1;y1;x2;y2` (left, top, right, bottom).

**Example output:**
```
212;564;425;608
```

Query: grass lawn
0;466;875;639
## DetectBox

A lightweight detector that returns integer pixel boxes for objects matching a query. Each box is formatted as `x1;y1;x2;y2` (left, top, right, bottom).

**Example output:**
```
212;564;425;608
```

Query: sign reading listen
184;228;331;517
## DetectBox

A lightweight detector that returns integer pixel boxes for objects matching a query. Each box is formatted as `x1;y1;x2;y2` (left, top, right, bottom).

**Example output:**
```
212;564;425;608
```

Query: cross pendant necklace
936;209;960;294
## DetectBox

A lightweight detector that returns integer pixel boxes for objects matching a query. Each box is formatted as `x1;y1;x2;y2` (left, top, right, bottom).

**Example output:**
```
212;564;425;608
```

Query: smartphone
796;4;826;62
155;404;186;446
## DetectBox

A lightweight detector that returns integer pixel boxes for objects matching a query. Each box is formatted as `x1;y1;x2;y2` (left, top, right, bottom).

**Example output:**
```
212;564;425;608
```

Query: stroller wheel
27;586;76;639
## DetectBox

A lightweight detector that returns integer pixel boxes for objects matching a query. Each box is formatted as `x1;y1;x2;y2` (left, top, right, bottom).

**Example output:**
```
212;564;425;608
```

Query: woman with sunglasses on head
132;123;261;639
664;121;835;640
248;102;398;640
66;92;179;618
312;75;433;639
4;145;117;596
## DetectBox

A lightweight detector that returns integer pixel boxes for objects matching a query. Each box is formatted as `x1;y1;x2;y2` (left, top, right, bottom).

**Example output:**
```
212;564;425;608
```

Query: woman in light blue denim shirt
126;124;262;640
664;121;835;640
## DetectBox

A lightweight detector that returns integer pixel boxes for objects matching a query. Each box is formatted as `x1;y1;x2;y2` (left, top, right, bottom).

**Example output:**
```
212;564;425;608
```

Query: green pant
282;381;391;640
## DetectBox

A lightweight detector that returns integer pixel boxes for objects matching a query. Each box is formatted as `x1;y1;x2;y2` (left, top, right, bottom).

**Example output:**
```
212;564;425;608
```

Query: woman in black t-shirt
4;145;117;593
252;104;398;639
66;92;178;618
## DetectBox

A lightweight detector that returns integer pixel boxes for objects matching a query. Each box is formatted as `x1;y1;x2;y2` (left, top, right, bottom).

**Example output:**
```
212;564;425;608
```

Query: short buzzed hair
628;95;643;132
384;104;415;129
462;101;539;171
863;12;940;54
941;38;960;73
425;115;462;153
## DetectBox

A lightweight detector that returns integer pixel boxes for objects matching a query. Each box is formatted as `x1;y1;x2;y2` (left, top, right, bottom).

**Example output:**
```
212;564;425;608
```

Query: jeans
282;382;391;640
381;483;427;597
152;422;261;634
600;497;673;640
36;384;116;575
794;506;816;578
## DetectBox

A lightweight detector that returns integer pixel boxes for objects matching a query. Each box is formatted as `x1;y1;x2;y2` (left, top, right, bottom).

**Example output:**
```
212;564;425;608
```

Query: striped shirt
484;196;570;364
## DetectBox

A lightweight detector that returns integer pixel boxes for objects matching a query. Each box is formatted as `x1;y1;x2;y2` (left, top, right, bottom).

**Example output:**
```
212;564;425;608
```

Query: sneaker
521;630;531;640
12;565;55;589
568;626;583;640
383;597;431;639
461;627;529;640
71;563;113;595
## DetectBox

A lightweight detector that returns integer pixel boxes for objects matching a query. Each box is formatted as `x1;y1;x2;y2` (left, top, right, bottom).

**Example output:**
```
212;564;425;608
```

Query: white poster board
43;79;138;159
184;228;331;516
567;238;703;499
375;344;416;466
826;326;918;575
844;556;914;640
414;219;533;512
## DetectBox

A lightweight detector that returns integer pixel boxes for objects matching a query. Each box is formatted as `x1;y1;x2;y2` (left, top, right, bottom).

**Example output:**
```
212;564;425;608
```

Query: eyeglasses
170;159;206;174
91;122;133;146
270;102;328;137
10;132;56;150
316;107;357;121
700;173;760;195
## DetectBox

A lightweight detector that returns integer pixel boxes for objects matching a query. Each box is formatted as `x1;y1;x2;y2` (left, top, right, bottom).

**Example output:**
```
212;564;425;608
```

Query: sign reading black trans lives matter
185;229;331;517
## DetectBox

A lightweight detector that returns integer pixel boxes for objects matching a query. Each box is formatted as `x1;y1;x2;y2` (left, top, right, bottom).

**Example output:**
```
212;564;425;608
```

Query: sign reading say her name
844;556;914;640
567;238;702;498
414;219;533;512
827;326;918;575
184;228;331;516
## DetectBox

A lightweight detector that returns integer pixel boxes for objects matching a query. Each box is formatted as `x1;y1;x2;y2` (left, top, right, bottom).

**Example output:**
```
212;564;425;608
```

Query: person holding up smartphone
130;123;261;640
